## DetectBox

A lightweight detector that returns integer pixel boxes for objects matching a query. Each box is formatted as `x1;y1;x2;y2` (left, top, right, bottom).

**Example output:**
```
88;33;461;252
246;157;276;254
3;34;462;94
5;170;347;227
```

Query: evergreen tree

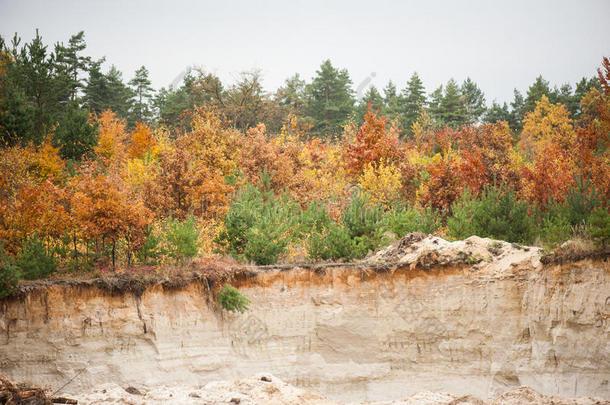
483;101;511;124
155;70;220;132
276;73;306;113
556;83;577;117
16;31;61;142
304;60;354;137
129;65;154;124
401;72;427;137
356;86;384;122
428;85;444;126
54;100;98;160
509;89;525;132
439;79;466;127
53;31;90;101
0;36;34;145
461;77;486;124
84;61;132;118
524;75;556;114
383;80;401;120
573;77;600;119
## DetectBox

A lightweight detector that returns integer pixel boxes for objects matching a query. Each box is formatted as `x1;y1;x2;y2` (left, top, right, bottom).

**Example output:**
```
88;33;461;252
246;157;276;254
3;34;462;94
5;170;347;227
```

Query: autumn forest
0;31;609;297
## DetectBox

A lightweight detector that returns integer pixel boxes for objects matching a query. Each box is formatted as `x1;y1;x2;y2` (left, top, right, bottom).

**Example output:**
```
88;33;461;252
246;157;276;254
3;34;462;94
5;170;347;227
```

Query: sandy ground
71;373;607;405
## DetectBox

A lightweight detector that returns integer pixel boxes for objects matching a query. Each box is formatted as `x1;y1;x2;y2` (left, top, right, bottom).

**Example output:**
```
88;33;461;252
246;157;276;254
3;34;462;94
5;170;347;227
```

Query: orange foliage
345;108;401;175
520;144;575;208
128;122;155;159
71;164;151;255
0;181;70;254
419;157;462;212
93;110;128;169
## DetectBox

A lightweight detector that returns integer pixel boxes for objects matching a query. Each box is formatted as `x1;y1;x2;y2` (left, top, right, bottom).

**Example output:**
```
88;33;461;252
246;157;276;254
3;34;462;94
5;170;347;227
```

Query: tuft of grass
217;284;249;313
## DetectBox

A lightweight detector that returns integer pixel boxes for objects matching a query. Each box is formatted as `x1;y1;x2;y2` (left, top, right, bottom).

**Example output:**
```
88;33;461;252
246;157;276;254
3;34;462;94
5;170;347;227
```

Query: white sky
1;0;609;104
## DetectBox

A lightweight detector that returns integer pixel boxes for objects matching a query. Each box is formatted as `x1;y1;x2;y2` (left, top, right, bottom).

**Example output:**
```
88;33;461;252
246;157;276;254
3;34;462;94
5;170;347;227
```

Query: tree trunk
112;241;116;270
73;233;78;263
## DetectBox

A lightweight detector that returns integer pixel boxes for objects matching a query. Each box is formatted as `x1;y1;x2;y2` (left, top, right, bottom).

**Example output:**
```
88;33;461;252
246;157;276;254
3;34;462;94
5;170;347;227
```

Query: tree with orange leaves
345;107;401;175
520;143;575;209
71;164;151;268
93;110;128;169
128;122;155;159
419;157;462;213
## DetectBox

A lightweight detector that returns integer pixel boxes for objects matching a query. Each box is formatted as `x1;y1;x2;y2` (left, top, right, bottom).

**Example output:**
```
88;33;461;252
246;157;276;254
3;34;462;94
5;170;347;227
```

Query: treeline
0;31;609;296
0;30;602;149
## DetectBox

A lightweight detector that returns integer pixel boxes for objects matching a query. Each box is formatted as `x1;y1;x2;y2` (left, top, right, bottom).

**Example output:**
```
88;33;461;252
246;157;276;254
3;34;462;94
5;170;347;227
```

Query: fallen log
0;374;77;405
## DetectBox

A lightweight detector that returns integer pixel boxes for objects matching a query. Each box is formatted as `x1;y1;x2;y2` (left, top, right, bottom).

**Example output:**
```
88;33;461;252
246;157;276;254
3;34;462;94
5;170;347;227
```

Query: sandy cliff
0;236;608;402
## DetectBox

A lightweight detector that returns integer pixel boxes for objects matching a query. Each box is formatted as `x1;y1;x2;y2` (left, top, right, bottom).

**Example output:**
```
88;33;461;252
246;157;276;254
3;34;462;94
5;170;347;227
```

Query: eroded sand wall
0;260;608;401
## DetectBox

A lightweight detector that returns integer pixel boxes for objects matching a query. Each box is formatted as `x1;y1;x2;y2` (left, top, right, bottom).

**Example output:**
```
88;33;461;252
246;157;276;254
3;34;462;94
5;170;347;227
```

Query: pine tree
129;65;154;124
439;79;466;127
383;80;400;120
54;31;90;101
573;77;600;119
17;31;59;142
276;73;306;113
509;89;525;132
304;60;355;137
401;72;427;137
356;86;384;122
84;61;133;119
524;75;556;114
54;100;98;160
483;101;511;125
461;77;486;124
428;85;444;126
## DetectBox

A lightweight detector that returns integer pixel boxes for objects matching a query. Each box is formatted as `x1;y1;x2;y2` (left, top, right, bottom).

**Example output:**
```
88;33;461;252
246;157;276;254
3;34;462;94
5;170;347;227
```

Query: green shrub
538;201;571;248
307;223;355;261
306;190;387;261
447;188;478;240
565;173;600;226
0;245;20;299
297;201;332;236
217;284;249;313
217;182;299;265
588;206;610;248
16;236;57;280
448;185;534;244
164;216;201;263
136;226;161;265
387;204;440;236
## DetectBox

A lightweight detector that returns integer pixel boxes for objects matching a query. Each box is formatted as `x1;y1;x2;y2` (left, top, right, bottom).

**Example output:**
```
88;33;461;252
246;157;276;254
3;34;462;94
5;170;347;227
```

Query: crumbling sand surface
71;374;606;405
365;233;543;274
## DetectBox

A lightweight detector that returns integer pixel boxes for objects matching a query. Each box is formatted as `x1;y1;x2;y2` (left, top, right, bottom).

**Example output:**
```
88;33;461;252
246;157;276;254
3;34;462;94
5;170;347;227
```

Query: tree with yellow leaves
520;95;575;158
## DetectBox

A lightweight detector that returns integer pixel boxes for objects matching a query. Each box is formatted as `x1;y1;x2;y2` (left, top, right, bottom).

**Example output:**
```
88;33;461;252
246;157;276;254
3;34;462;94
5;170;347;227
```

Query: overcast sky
1;0;608;104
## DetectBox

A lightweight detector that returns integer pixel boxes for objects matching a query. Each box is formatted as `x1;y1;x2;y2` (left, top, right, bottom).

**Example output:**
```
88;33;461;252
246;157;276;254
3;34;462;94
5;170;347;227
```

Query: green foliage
400;72;427;136
164;216;201;263
0;245;21;299
588;207;610;248
217;284;249;313
297;201;332;236
305;59;355;137
448;185;534;244
216;180;299;265
538;201;572;248
16;236;57;280
307;191;387;261
446;189;478;240
565;173;601;226
54;101;98;160
387;204;440;236
136;227;161;265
